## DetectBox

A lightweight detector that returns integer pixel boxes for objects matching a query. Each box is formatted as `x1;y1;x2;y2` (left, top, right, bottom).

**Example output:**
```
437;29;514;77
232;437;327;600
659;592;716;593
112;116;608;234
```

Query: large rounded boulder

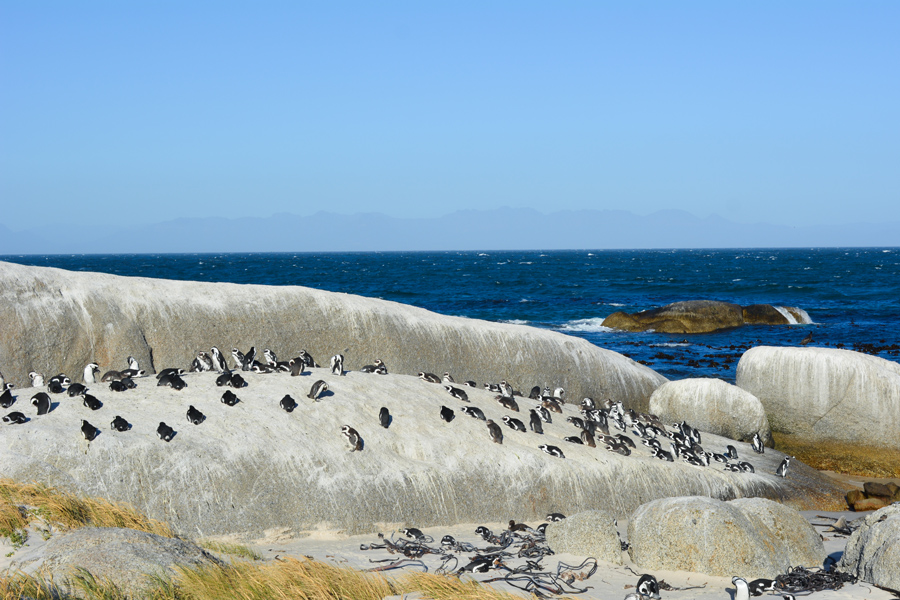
602;300;744;334
648;378;772;445
545;510;622;564
736;346;900;450
627;496;825;579
838;504;900;591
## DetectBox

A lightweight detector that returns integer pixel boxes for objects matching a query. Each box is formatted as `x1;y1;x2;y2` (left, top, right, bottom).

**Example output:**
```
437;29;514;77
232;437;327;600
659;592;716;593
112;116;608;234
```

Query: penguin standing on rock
732;576;751;600
751;432;765;454
307;380;328;401
528;409;544;434
486;420;503;444
31;392;51;415
775;456;792;478
0;384;15;409
341;426;362;451
83;363;100;384
378;407;391;428
330;354;344;376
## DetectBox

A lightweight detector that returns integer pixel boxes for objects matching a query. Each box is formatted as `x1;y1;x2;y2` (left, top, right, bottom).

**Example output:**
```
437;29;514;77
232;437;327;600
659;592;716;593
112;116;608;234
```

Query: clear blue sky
2;2;898;230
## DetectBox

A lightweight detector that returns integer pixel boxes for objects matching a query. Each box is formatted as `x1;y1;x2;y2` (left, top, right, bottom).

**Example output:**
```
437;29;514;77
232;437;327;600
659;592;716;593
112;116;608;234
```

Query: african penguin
539;445;565;458
775;456;792;478
732;577;751;600
82;394;102;410
231;348;245;370
48;380;65;394
341;425;362;452
101;370;125;382
2;412;27;424
442;372;454;384
360;359;384;373
330;354;344;376
221;390;240;406
67;383;88;397
108;380;127;392
228;373;247;388
210;347;229;372
462;406;486;420
529;386;541;399
157;422;175;442
502;415;526;432
546;512;566;521
80;420;100;442
726;445;739;460
29;372;45;387
31;392;51;415
400;527;425;540
463;380;476;387
536;406;552;423
748;578;776;596
0;384;15;409
498;380;513;397
486;420;503;444
82;363;100;384
263;348;278;366
439;406;455;423
111;416;131;432
739;461;755;473
444;385;468;402
636;574;661;600
528;409;544;434
157;368;185;380
752;432;765;454
497;396;519;411
379;406;391;428
564;436;583;445
186;405;205;425
289;358;306;377
580;429;596;447
418;372;441;384
215;372;232;386
120;368;145;379
157;373;187;390
542;398;562;413
280;395;298;413
307;380;328;401
242;347;256;371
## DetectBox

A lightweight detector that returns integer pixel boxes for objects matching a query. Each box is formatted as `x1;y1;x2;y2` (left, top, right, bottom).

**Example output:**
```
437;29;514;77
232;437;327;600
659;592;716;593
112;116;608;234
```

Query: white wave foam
650;342;690;347
606;302;625;307
502;319;529;325
559;318;615;333
773;306;814;325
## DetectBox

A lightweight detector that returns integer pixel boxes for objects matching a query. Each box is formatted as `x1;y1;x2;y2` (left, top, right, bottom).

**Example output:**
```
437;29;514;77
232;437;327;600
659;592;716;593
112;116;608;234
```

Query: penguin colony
1;350;776;481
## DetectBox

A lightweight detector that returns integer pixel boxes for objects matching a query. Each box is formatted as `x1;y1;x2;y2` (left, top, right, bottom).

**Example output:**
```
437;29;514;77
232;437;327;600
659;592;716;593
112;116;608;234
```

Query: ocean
3;248;899;383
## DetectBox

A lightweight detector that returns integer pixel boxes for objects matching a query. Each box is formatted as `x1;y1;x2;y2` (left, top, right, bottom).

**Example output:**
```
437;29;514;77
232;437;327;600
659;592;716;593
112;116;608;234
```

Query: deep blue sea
4;248;899;383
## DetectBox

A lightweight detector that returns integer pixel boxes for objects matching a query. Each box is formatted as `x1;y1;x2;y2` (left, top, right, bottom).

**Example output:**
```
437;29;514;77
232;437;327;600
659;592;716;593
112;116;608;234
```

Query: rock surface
736;346;900;450
545;510;622;564
0;368;847;538
602;300;811;333
627;496;825;579
0;260;665;413
648;378;772;446
838;503;900;591
7;527;218;596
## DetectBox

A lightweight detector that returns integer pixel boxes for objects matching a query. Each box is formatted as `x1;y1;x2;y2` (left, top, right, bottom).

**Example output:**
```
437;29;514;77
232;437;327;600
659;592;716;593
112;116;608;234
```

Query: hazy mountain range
1;208;898;255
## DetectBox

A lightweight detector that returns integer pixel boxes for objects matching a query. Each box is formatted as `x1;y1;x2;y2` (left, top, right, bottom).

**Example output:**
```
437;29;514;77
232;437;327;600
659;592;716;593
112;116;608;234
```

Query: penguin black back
379;407;391;428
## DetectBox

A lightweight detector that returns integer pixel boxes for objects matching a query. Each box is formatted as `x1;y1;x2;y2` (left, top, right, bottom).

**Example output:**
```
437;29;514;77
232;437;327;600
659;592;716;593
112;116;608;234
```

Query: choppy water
4;248;899;382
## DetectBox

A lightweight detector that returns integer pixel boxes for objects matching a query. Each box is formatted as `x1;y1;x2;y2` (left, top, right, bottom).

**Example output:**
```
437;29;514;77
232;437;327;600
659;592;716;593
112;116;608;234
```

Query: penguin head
636;574;661;600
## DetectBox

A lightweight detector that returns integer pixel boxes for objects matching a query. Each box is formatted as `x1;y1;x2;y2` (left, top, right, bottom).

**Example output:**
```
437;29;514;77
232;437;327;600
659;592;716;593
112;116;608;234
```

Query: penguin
502;415;526;432
298;350;318;368
580;397;596;410
157;422;175;442
536;406;552;424
31;392;51;415
553;387;565;402
748;579;776;596
418;372;441;384
379;406;391;428
0;384;15;409
210;347;229;372
67;383;88;397
528;409;544;434
726;445;739;460
289;358;306;377
775;456;792;478
462;406;486;420
360;359;384;373
186;405;205;425
307;380;328;401
739;461;755;473
752;432;765;454
280;395;298;413
83;363;101;384
508;520;530;532
442;372;454;384
341;425;362;452
126;356;139;371
231;348;245;370
228;373;247;388
475;526;494;541
486;420;503;444
330;354;344;376
635;574;661;600
652;447;674;462
29;372;45;387
47;380;65;394
732;577;751;600
82;394;102;411
2;411;27;424
616;434;636;448
564;436;583;445
120;369;146;379
101;370;125;383
463;380;476;387
535;523;549;535
194;352;214;372
444;385;469;402
157;373;187;390
528;385;542;399
484;383;502;393
215;372;232;386
111;416;131;432
120;377;137;389
80;420;100;442
497;396;519;412
580;429;596;447
400;527;425;540
439;406;455;423
539;444;565;458
542;398;562;414
498;380;513;397
241;347;256;371
566;416;586;430
263;348;279;366
221;390;240;406
156;368;185;380
546;513;566;521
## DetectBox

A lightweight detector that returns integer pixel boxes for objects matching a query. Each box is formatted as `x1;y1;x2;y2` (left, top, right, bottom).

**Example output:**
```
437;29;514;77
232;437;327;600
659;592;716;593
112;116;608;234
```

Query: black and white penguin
566;416;586;430
330;354;344;376
82;394;102;411
542;398;562;414
2;411;27;424
546;513;566;521
775;456;792;478
528;409;544;434
81;420;100;442
462;406;486;420
280;395;298;413
442;372;454;384
121;377;137;389
497;396;519;412
418;372;441;384
739;461;755;473
231;348;245;370
157;368;185;380
0;383;15;408
307;380;328;401
186;405;205;425
215;372;232;387
360;359;384;373
440;406;455;423
502;415;526;432
748;578;776;596
616;434;636;448
83;363;101;384
157;373;187;390
241;347;256;371
29;372;45;387
379;406;391;428
298;350;318;369
341;425;362;451
67;383;88;397
444;385;469;402
400;527;425;540
553;387;565;402
498;380;513;397
580;429;596;447
157;422;175;442
539;444;565;458
652;447;675;462
108;380;127;392
31;392;51;415
263;348;279;366
463;380;476;387
536;406;552;424
47;380;65;394
126;356;139;371
51;373;71;385
486;420;503;444
752;432;765;454
289;358;306;377
111;416;131;432
210;347;229;372
120;368;146;379
193;352;214;372
221;390;240;406
564;436;583;445
101;370;125;383
635;574;662;600
228;373;247;388
726;445;739;460
732;576;751;600
529;386;542;399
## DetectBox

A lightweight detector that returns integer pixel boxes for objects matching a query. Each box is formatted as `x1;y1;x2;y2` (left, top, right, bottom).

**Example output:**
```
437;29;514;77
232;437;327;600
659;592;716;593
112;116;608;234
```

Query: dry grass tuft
197;539;262;561
399;572;536;600
0;571;59;600
773;433;900;478
0;478;174;539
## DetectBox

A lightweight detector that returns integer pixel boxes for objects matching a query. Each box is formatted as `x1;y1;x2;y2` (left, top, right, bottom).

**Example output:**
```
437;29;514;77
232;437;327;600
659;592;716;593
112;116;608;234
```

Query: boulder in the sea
628;496;825;579
602;300;811;333
648;378;772;445
736;346;900;450
545;510;622;564
838;504;900;591
8;527;219;596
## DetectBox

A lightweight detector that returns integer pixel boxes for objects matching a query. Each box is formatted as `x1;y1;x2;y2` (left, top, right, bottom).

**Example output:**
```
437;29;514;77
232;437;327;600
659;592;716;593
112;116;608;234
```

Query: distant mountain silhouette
1;208;898;254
